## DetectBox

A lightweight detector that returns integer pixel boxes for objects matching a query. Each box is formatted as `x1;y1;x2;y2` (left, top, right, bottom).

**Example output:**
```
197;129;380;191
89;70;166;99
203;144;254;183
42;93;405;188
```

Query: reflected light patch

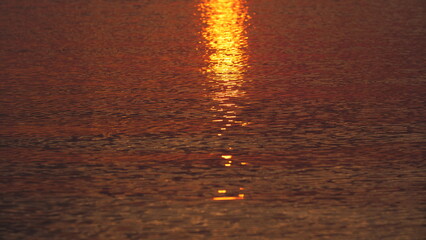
213;195;244;201
201;0;251;201
200;0;249;102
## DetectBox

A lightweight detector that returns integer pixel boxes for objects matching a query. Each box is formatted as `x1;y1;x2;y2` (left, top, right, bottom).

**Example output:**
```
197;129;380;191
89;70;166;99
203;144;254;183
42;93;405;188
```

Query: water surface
1;0;425;239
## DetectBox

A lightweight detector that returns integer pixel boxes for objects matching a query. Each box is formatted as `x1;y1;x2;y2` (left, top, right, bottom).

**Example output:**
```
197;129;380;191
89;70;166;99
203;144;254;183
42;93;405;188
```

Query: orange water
1;0;425;239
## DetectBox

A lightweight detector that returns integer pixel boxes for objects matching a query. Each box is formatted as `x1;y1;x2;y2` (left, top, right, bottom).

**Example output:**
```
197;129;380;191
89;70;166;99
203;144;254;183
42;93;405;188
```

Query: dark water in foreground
1;0;425;239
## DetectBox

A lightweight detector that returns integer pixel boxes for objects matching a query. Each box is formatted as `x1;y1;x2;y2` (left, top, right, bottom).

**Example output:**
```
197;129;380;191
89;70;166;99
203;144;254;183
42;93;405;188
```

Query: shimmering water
1;0;425;239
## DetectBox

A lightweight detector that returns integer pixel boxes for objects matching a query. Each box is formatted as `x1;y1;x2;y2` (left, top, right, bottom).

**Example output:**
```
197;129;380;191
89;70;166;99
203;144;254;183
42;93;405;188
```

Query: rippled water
1;0;425;239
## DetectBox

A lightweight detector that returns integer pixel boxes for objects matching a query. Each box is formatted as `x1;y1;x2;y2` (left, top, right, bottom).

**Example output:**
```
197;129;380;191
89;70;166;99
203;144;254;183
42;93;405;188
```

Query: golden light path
199;0;250;201
200;0;249;102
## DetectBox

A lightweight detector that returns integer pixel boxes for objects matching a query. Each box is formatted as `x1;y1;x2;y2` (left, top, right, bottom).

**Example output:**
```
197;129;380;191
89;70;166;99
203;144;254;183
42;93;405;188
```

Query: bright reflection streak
200;0;250;201
213;195;244;201
199;0;249;103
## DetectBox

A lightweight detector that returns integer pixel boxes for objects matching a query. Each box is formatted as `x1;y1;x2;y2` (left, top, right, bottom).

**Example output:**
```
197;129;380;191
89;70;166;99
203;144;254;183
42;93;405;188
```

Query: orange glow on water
200;0;249;102
213;195;244;201
200;0;250;201
199;0;250;141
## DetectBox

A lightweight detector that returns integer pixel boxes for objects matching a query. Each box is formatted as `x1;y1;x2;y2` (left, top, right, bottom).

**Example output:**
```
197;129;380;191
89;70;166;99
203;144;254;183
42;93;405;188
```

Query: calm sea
1;0;425;239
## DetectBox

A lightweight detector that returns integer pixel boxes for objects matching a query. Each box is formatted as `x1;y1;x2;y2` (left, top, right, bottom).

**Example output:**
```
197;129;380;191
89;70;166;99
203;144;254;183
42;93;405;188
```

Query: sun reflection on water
199;0;250;201
200;0;249;102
